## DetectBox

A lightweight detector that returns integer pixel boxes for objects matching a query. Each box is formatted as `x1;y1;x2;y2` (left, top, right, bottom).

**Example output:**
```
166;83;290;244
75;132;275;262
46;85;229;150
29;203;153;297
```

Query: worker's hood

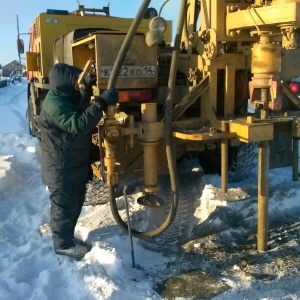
49;63;82;98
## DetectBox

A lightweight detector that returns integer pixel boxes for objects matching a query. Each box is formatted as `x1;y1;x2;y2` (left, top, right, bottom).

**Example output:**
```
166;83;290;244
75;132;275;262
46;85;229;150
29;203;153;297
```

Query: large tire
84;175;109;206
28;95;39;137
198;143;258;183
228;143;258;183
84;176;140;206
139;162;204;251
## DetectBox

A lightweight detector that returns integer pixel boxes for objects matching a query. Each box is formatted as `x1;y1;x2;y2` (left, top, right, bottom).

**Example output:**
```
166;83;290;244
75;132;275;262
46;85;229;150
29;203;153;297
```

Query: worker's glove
82;73;96;91
95;88;119;109
101;88;119;105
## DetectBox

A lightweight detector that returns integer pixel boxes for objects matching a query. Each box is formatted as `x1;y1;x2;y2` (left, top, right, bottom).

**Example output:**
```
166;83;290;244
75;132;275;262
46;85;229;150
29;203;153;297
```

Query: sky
1;80;300;299
0;0;179;66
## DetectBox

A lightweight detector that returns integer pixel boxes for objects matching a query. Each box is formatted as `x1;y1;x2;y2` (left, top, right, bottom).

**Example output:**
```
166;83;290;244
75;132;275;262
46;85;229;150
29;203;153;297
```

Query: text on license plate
100;65;156;78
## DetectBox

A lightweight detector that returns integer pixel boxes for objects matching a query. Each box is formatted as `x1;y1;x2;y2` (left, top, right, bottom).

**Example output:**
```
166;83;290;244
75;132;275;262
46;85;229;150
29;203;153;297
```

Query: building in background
2;60;25;77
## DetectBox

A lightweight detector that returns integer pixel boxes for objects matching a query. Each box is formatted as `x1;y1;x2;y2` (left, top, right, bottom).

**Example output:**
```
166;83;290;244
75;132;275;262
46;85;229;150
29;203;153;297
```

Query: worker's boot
73;237;92;251
55;244;90;260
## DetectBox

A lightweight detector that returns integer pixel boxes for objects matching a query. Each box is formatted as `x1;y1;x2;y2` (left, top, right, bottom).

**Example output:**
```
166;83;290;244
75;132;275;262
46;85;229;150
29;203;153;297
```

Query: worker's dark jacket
39;63;102;187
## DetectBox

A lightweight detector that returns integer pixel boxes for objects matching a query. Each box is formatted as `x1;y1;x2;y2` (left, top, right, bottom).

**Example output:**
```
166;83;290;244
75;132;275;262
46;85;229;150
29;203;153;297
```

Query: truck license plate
100;65;156;78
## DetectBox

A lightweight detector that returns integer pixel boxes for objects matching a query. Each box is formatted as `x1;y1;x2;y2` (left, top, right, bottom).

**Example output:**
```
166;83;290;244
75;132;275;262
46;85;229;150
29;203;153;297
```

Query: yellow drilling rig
22;1;300;250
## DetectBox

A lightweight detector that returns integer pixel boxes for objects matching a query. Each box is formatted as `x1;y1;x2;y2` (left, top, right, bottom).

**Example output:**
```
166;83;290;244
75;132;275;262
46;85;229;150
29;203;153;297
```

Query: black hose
107;0;152;89
108;0;187;238
163;0;187;235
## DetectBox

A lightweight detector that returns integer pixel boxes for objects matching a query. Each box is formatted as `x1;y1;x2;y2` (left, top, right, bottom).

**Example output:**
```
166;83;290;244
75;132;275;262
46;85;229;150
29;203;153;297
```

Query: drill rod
257;141;270;251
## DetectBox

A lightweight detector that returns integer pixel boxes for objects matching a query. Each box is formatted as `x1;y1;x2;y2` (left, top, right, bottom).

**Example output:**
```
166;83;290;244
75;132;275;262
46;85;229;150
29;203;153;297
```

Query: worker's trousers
48;185;86;250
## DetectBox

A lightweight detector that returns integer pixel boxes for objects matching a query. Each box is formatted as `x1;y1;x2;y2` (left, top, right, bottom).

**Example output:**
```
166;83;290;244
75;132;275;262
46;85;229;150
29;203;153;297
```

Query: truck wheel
28;95;38;137
228;143;258;183
84;175;109;206
198;143;257;183
84;176;142;206
139;166;203;251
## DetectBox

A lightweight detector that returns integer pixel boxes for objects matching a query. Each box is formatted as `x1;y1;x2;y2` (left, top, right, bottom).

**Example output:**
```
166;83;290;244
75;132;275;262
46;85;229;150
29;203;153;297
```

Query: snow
1;80;300;299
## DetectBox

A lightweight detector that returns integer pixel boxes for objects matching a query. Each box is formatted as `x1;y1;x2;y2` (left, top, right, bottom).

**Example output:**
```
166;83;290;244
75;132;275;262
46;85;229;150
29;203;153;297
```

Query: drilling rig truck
23;1;300;250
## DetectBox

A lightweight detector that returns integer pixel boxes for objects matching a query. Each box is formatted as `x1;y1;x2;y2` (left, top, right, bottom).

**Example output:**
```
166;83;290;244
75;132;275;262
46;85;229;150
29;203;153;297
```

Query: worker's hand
99;88;119;105
94;88;118;110
82;73;96;91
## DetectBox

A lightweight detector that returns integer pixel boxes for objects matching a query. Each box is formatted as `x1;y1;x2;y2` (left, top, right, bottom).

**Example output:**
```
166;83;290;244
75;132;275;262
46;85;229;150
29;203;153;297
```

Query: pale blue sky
0;0;179;66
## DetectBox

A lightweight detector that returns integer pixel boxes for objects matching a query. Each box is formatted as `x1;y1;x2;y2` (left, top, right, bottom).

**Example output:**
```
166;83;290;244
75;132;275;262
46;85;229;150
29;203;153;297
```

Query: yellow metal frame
27;11;172;80
226;3;300;33
173;131;234;141
229;118;274;143
26;52;39;71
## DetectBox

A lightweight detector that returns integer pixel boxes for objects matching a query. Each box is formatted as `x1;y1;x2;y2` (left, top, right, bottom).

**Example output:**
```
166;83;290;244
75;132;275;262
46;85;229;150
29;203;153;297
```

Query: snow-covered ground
1;80;300;299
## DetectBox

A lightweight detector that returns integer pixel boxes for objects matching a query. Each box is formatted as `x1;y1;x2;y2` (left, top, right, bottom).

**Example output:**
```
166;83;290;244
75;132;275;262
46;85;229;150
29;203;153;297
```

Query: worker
39;63;118;260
